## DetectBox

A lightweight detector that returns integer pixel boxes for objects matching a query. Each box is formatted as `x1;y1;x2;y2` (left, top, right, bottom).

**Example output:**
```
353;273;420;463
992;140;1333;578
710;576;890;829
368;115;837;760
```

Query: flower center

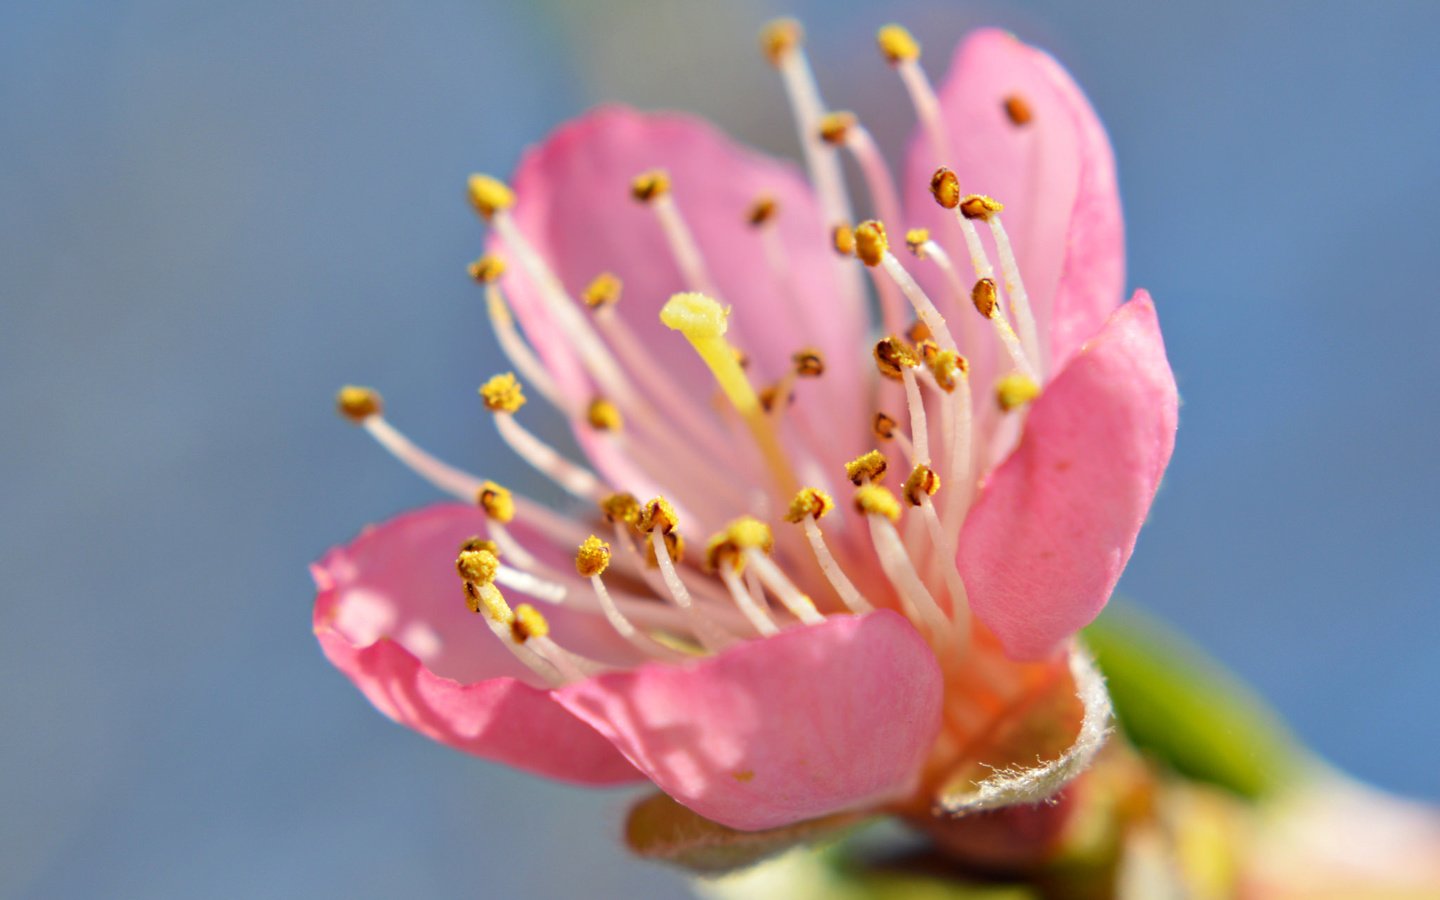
338;21;1051;689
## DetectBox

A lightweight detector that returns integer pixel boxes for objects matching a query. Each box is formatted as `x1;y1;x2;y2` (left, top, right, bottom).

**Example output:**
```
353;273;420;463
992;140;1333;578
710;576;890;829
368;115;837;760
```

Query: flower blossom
314;21;1178;838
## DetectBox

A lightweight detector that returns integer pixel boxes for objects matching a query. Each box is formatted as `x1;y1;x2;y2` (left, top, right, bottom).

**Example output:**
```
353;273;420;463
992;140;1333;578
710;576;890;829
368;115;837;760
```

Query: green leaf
624;791;866;875
1083;603;1303;799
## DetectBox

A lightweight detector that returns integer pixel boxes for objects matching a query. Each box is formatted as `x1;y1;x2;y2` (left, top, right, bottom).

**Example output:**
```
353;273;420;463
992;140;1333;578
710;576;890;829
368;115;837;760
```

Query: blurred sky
3;0;1437;897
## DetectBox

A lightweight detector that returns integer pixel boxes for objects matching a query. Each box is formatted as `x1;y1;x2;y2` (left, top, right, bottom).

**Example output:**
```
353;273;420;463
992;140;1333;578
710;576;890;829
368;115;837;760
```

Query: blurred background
3;0;1437;896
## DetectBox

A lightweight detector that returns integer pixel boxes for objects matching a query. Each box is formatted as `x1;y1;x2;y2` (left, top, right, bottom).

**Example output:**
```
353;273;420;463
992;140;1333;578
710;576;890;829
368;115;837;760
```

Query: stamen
903;464;940;507
972;278;1039;380
872;411;898;441
633;169;723;299
483;279;566;411
853;220;908;337
746;194;778;227
832;223;856;257
873;335;919;382
485;194;645;413
785;488;872;614
705;531;781;637
660;292;797;498
983;210;1043;376
511;602;602;682
877;24;954;166
639;497;730;651
995;373;1041;412
724;516;825;626
901;368;930;468
467;253;506;283
479;372;526;414
856;485;952;641
905;228;930;257
914;238;977;351
760;19;855;244
823;111;903;243
481;374;606;501
336;385;382;423
582;271;622;309
586;398;623;432
458;550;559;683
717;562;781;637
476;481;516;523
857;220;961;352
577;535;688;659
467;175;515;221
845;449;889;485
339;390;591;548
1003;94;1034;126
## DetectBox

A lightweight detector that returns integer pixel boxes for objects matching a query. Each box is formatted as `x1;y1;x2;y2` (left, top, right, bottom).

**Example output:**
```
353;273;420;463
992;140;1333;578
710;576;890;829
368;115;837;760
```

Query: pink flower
315;23;1177;835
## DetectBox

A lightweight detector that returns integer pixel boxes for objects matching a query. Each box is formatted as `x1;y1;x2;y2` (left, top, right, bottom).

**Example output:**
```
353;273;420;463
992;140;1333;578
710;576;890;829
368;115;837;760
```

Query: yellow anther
511;603;549;643
456;548;500;586
972;277;1000;319
907;320;933;344
746;194;779;227
854;484;902;522
703;532;740;572
726;516;774;553
904;228;931;257
479;372;526;413
336;385;382;423
872;411;897;441
874;336;920;380
1003;94;1034;126
832;223;856;257
916;338;940;364
575;535;611;578
996;373;1042;411
476;481;516;523
599;492;641;526
467;254;506;283
854;219;888;267
586;397;623;432
467;174;514;220
959;194;1005;221
759;18;803;65
845;449;890;485
785;487;834;523
818;111;857;145
930;349;968;393
637;496;679;534
758;383;792;413
930;167;960;210
792;348;825;378
644;529;685;567
630;169;671;203
903;464;941;506
583;272;622;308
876;23;921;64
460;535;499;556
463;581;513;621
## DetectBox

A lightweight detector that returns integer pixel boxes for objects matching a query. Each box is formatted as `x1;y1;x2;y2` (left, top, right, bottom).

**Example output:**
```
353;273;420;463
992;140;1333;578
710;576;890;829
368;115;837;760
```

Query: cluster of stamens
339;21;1053;687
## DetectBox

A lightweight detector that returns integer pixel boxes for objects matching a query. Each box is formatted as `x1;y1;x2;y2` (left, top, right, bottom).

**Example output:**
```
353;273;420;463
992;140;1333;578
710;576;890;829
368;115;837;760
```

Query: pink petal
902;29;1124;373
496;105;870;495
554;610;943;831
313;503;643;784
958;292;1178;660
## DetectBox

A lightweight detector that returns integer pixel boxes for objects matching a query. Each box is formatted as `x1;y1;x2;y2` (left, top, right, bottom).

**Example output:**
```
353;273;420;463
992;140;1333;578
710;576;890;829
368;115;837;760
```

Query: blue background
3;1;1436;896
